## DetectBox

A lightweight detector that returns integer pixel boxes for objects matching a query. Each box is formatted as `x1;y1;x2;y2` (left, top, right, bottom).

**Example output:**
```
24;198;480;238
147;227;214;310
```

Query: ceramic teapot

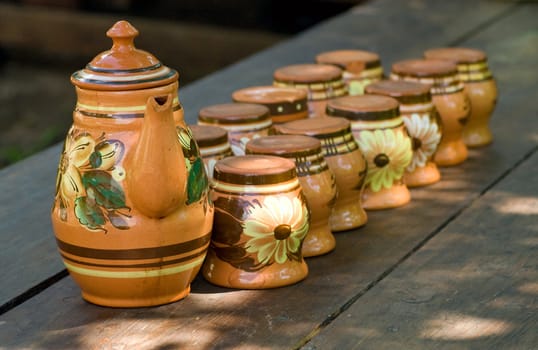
50;21;214;307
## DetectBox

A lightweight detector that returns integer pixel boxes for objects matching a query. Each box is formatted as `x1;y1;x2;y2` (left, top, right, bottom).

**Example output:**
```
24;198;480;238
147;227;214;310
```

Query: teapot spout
126;94;186;218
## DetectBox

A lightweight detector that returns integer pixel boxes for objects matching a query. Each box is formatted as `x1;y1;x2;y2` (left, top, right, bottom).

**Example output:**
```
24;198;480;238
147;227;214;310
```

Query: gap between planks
295;144;538;350
0;269;68;316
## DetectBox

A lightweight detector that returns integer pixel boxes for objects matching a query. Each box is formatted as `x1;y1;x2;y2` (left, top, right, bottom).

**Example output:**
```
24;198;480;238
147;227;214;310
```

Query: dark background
0;0;362;168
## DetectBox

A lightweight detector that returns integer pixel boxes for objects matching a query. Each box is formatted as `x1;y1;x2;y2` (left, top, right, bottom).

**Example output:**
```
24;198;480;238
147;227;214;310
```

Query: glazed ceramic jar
316;49;384;95
198;103;272;156
365;80;442;187
424;47;497;147
326;95;412;209
274;117;368;231
246;135;337;257
391;59;470;166
189;124;233;178
273;64;347;118
51;21;214;307
202;155;310;289
232;86;308;124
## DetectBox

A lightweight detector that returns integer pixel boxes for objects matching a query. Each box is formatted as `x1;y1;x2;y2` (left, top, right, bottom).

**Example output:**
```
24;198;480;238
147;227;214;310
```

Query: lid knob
106;20;139;53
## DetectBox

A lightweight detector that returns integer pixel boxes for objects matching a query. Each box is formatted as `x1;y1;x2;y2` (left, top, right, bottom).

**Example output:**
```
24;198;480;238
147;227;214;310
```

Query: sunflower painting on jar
357;128;412;192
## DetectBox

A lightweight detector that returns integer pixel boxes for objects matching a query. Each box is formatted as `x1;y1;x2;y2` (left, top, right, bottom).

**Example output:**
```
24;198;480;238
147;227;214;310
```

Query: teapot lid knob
71;20;178;91
106;20;139;52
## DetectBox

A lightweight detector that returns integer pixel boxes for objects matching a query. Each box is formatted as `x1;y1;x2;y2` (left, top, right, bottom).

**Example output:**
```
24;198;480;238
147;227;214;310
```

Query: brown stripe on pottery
56;232;211;260
189;124;229;147
213;155;297;185
365;80;432;104
77;103;182;119
198;103;270;124
326;95;400;121
86;62;163;74
60;249;208;269
316;49;381;73
71;69;178;88
391;59;458;78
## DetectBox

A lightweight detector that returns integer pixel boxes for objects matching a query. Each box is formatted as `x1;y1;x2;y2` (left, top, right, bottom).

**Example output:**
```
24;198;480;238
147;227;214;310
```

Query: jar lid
275;116;351;138
189;124;229;148
365;80;431;104
424;47;487;64
213;155;297;185
391;59;458;78
274;64;343;84
316;50;381;73
198;103;270;125
326;95;399;120
232;86;308;117
71;21;178;91
246;135;322;157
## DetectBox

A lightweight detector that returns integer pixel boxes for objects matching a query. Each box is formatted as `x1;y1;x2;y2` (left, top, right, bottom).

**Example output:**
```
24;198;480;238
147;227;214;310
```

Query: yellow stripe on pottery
199;143;232;157
64;255;205;278
211;178;300;195
351;118;403;130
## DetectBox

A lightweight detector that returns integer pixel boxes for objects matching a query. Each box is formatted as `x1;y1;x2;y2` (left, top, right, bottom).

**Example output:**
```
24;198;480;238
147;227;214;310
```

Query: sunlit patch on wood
420;312;513;340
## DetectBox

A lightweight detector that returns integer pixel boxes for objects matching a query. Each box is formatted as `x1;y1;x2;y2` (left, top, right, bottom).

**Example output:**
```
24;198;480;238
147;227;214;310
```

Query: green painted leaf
186;157;208;205
89;151;102;168
82;170;127;209
74;196;105;231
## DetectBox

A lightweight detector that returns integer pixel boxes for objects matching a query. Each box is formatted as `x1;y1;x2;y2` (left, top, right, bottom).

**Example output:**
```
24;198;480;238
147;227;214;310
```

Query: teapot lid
71;20;178;91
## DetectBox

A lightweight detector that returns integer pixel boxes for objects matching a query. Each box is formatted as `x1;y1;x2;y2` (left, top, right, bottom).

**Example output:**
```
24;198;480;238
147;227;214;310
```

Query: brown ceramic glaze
365;80;442;187
316;50;384;95
274;117;367;231
391;59;470;166
273;64;347;118
424;47;497;147
190;124;233;178
198;103;272;156
327;95;412;209
203;155;309;289
51;21;213;307
232;86;308;124
245;135;337;257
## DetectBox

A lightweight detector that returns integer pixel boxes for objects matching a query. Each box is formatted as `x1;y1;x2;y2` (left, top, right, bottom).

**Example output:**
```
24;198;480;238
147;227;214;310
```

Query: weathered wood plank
305;151;538;350
305;5;538;349
0;0;514;310
0;0;532;348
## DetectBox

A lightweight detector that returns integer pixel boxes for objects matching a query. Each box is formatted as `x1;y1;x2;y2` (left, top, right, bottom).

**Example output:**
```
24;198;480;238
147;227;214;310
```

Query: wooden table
1;0;537;348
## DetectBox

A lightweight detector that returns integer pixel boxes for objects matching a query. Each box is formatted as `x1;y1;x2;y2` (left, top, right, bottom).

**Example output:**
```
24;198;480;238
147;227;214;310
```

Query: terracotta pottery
232;86;308;124
316;49;384;95
198;103;272;156
424;47;497;147
365;80;442;187
391;59;470;166
245;135;337;257
273;64;347;118
50;21;214;307
326;95;412;209
202;155;309;289
189;124;233;178
274;117;368;231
